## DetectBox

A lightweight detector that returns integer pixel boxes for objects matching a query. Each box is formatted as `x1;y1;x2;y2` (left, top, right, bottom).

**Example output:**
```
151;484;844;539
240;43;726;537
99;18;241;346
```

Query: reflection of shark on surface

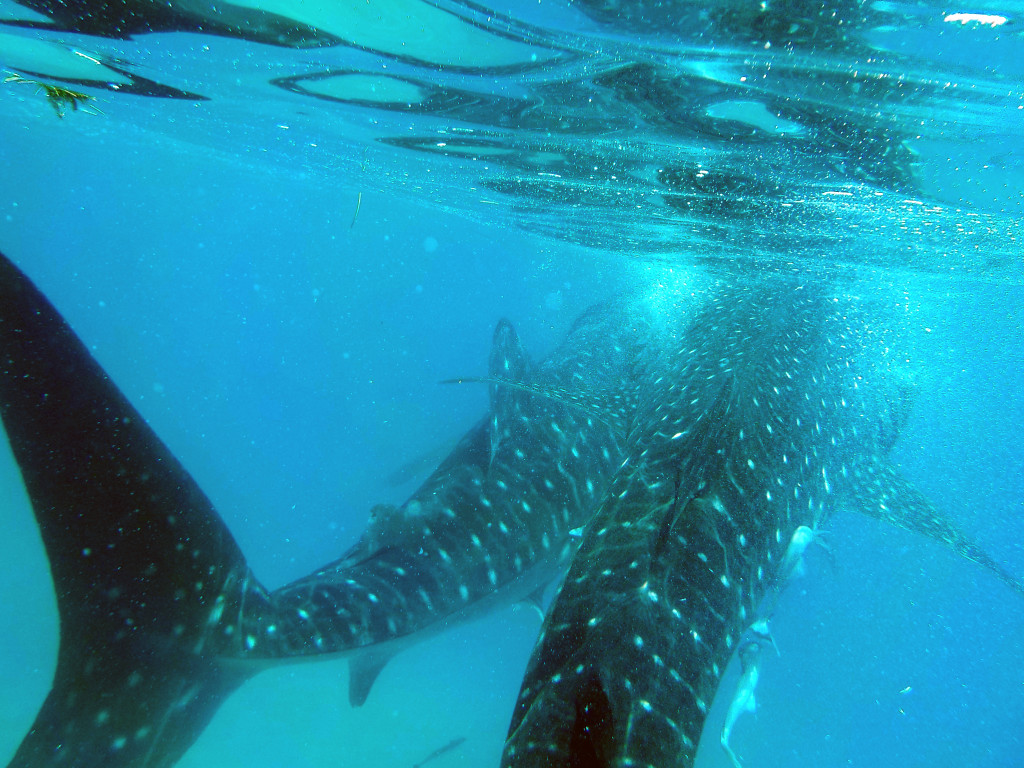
1;250;1020;768
501;278;1024;768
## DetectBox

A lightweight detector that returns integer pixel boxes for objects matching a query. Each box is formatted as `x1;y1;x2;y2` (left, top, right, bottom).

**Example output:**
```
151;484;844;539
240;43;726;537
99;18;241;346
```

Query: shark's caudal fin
0;252;271;768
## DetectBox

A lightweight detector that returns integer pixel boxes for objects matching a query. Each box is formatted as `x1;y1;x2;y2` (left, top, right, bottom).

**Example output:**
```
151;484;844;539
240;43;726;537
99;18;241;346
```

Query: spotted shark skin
2;252;1018;768
0;252;261;768
500;278;1024;768
248;306;644;691
0;250;639;768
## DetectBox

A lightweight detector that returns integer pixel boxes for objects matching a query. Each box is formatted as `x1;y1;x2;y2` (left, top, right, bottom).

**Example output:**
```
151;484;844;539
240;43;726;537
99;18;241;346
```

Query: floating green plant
5;72;102;118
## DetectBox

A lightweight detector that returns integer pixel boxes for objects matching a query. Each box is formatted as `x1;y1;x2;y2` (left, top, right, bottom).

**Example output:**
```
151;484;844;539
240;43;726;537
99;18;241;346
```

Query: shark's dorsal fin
489;319;530;415
348;651;393;707
850;461;1024;596
0;252;266;768
442;375;628;434
448;317;632;438
485;319;531;468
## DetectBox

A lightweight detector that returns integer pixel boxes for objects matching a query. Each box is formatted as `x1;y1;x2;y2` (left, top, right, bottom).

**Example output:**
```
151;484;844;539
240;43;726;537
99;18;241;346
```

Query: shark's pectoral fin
850;461;1024;596
505;641;625;768
348;651;393;707
0;252;267;767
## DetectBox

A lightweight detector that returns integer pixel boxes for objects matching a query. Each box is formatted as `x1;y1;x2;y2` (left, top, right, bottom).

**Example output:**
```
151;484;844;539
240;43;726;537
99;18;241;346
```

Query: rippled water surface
3;0;1023;272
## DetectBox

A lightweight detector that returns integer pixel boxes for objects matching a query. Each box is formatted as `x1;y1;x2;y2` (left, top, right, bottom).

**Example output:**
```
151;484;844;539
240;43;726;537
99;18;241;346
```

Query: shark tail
0;252;270;768
852;461;1024;596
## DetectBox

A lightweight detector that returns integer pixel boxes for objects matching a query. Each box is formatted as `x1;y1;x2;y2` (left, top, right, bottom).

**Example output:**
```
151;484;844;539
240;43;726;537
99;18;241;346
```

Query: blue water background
2;13;1024;768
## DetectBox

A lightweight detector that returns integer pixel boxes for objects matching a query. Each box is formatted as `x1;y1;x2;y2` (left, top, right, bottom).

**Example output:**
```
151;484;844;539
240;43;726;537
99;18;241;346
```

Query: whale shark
1;250;1019;768
500;277;1024;767
0;250;641;768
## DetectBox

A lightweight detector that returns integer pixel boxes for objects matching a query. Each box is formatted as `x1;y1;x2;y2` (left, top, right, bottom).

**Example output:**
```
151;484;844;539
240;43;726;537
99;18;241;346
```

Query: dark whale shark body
502;277;1023;767
0;251;1018;768
0;250;641;768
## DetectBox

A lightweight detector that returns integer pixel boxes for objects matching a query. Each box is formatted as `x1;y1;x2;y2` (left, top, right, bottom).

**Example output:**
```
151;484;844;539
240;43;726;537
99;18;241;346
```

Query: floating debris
4;72;101;118
413;736;467;767
350;191;363;228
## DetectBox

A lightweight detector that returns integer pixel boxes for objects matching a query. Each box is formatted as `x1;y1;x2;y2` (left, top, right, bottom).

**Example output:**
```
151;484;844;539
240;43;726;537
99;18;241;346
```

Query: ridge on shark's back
0;250;640;767
501;277;1024;767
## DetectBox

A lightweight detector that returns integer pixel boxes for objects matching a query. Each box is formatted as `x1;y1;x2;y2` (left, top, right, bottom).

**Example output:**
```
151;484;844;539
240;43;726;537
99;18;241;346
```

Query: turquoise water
1;1;1023;766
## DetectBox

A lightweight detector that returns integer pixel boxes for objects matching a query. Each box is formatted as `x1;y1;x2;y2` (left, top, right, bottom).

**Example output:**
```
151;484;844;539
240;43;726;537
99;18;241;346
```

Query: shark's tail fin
0;252;267;768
